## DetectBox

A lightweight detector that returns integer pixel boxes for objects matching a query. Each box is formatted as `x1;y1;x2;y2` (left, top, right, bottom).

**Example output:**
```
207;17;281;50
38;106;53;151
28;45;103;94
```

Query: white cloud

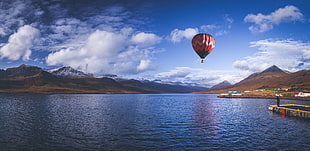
46;29;160;74
244;5;303;33
86;30;126;57
169;28;198;42
0;25;40;61
233;39;310;72
137;59;154;72
46;30;125;72
131;32;162;47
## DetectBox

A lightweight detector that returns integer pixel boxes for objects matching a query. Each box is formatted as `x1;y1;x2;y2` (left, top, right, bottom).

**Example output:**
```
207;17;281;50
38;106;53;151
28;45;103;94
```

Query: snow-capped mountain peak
51;66;91;77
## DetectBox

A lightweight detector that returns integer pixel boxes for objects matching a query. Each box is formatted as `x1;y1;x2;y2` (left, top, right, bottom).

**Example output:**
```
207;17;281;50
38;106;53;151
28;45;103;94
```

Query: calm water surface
0;94;309;150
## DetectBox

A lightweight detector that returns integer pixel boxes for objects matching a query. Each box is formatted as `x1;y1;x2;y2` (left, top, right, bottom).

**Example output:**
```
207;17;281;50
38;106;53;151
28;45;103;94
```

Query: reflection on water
0;94;309;150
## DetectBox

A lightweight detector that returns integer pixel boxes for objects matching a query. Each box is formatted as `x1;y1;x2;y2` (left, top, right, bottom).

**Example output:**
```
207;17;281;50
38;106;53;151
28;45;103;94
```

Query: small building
228;91;241;94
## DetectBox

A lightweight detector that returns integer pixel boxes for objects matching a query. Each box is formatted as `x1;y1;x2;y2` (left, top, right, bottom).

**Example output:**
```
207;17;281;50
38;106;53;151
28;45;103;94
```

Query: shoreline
1;91;310;101
217;94;310;101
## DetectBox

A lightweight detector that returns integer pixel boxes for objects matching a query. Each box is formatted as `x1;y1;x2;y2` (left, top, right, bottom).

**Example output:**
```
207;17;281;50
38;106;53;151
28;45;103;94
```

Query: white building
296;92;310;97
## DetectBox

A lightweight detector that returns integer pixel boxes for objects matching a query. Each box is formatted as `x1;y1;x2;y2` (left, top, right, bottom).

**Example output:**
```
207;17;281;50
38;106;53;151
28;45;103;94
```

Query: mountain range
0;64;309;94
0;64;207;94
204;65;310;93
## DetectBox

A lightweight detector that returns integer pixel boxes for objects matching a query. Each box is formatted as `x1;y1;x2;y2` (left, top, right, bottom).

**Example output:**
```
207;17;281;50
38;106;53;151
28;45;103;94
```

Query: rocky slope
203;65;310;93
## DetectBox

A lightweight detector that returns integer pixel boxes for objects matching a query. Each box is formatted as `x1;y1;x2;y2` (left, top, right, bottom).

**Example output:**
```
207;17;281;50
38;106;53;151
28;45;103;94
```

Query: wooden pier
268;104;310;119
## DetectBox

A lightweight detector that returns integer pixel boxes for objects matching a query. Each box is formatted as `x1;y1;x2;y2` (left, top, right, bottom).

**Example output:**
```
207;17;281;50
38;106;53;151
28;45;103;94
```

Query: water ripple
0;94;309;150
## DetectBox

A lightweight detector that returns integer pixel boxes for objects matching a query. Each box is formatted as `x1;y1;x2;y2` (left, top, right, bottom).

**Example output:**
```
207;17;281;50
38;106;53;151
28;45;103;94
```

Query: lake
0;94;309;150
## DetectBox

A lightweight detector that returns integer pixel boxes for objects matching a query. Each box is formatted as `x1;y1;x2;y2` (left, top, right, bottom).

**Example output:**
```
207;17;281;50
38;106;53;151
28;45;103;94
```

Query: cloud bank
46;29;161;74
0;0;161;75
244;5;303;33
233;39;310;72
152;67;248;87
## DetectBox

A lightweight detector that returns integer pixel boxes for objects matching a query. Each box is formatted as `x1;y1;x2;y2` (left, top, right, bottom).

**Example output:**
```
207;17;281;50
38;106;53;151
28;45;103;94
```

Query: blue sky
0;0;309;87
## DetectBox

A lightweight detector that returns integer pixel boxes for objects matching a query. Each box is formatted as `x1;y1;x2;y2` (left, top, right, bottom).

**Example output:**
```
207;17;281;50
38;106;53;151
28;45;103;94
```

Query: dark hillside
0;65;207;94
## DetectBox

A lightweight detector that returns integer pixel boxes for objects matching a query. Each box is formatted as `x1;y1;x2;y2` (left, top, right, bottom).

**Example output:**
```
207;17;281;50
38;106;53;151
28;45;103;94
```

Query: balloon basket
201;60;204;63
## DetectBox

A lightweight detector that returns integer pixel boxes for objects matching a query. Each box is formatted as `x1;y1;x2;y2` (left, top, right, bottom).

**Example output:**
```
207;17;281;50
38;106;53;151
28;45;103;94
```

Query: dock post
281;109;285;118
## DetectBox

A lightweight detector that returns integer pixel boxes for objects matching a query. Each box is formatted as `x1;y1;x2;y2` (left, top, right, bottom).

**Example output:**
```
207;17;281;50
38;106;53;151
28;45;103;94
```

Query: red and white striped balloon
192;33;215;63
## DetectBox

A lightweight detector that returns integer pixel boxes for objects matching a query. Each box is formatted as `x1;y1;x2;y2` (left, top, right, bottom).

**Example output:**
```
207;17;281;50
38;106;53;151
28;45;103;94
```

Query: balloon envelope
191;33;215;61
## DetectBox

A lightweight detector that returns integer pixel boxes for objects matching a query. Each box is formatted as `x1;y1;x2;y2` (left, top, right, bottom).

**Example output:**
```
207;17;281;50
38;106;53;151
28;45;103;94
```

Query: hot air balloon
191;33;215;63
